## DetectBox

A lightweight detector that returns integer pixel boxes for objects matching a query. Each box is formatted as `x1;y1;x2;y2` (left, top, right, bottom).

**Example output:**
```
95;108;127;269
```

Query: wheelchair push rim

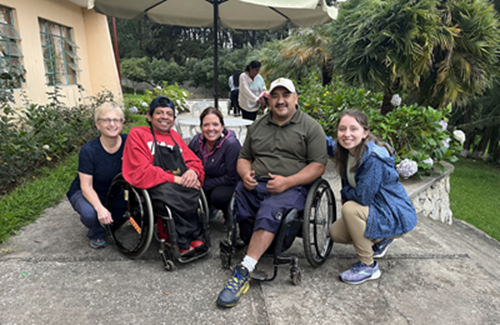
302;178;336;268
106;173;154;259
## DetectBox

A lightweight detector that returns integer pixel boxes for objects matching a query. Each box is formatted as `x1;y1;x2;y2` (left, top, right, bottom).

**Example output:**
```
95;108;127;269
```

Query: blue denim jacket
326;136;417;239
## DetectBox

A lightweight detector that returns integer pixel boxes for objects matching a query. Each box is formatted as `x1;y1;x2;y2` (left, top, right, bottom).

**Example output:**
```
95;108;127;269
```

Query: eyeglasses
98;118;124;125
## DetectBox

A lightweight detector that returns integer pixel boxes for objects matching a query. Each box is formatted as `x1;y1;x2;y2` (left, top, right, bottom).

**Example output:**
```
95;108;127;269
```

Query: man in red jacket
122;96;205;256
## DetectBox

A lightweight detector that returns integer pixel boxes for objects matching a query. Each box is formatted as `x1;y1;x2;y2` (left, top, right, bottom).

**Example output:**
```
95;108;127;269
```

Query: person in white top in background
238;61;267;121
228;69;241;116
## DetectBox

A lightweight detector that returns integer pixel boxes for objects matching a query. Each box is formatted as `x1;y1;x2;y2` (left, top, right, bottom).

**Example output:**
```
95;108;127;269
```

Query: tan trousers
329;201;376;265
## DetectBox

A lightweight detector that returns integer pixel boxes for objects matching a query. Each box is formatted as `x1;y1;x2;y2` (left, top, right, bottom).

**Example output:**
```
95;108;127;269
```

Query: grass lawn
450;158;500;241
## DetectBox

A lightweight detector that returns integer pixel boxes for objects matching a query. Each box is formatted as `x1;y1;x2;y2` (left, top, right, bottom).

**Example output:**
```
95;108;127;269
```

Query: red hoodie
122;126;204;189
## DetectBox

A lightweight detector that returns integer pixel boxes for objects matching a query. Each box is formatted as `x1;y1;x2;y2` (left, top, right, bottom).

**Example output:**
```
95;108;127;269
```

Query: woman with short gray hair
67;102;127;249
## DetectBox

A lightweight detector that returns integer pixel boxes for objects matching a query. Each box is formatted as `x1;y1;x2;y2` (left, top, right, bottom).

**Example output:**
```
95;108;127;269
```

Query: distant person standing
239;61;267;121
228;69;241;116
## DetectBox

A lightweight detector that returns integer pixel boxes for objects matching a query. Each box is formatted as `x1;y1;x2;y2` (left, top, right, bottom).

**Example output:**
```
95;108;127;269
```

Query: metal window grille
0;6;25;89
39;18;81;86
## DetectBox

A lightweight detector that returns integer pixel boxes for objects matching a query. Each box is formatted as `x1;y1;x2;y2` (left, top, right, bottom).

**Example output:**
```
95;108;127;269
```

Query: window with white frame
0;6;24;89
39;18;81;86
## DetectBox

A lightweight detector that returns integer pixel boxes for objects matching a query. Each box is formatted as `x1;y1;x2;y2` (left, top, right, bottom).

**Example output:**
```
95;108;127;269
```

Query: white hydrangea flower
442;138;450;148
396;158;418;179
390;94;402;107
453;130;466;145
422;158;434;166
129;106;138;114
42;145;50;150
439;120;448;131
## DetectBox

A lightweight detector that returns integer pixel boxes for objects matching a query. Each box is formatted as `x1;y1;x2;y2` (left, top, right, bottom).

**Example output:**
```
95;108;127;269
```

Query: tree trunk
321;61;332;86
473;126;491;160
381;90;394;115
489;127;500;164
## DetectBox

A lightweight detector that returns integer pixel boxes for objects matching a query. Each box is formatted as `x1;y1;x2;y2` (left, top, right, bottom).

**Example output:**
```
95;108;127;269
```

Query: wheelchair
105;173;210;271
219;178;336;285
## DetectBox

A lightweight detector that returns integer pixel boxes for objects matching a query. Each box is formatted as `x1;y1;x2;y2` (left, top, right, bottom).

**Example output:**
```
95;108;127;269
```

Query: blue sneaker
340;261;381;284
217;264;250;308
89;238;106;249
372;238;394;258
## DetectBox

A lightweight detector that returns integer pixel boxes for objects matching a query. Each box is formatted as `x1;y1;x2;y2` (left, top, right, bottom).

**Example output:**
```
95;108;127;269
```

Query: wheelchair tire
106;173;154;259
199;189;209;225
302;178;336;268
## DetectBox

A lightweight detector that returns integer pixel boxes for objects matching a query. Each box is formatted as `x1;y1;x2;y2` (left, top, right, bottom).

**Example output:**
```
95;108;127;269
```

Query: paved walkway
1;105;500;324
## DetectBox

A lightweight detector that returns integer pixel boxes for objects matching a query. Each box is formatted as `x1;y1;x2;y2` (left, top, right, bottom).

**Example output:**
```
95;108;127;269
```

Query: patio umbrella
75;0;338;107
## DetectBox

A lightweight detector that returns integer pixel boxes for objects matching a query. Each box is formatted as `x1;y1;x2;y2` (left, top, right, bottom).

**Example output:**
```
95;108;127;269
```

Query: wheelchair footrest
250;270;270;281
275;255;296;266
178;248;210;264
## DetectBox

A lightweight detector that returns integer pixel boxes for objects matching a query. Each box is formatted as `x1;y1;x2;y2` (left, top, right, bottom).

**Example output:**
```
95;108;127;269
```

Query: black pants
230;90;240;114
204;184;237;217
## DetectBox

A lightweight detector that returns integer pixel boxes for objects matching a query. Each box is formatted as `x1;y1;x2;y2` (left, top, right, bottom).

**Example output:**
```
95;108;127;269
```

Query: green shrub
299;74;464;178
299;74;384;136
368;103;462;177
0;82;116;191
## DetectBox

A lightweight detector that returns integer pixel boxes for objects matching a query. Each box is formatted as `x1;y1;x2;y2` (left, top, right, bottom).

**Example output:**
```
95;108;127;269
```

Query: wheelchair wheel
106;173;154;259
302;178;336;268
199;189;209;225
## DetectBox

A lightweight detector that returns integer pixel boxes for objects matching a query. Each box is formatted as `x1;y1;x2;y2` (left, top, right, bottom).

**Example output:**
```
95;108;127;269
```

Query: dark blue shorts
234;179;309;234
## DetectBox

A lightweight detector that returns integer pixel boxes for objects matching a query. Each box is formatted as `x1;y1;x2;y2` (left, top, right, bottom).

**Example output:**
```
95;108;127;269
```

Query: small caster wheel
164;260;175;272
290;267;301;285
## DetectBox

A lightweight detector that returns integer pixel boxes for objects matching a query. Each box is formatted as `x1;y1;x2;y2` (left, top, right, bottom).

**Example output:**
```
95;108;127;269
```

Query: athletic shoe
217;264;250;308
191;240;206;252
89;238;106;249
372;238;394;258
339;261;381;285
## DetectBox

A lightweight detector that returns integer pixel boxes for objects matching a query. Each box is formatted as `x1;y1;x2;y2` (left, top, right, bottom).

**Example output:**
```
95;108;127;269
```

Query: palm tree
279;28;333;85
416;0;500;109
257;28;332;86
329;0;500;114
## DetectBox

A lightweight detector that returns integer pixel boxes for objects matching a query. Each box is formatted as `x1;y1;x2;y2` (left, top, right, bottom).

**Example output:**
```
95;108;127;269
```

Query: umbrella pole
213;0;219;109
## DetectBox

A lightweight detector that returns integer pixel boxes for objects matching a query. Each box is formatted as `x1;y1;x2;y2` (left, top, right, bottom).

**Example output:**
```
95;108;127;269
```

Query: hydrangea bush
124;81;192;115
299;75;464;179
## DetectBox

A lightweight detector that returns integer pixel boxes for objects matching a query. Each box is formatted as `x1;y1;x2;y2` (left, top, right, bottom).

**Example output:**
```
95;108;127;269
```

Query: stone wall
401;162;454;225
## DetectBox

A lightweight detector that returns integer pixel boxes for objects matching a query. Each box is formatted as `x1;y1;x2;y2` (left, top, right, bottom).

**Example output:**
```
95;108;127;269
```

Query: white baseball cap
269;78;296;94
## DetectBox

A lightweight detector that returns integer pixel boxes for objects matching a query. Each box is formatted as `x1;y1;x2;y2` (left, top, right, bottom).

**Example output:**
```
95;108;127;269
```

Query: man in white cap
217;78;328;308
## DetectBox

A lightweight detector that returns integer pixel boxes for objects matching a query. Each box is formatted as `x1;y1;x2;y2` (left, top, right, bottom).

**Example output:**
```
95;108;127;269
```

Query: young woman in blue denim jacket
326;109;417;284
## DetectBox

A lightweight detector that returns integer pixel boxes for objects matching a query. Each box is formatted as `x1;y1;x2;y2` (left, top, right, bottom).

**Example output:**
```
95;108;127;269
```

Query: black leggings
230;90;240;114
204;184;237;212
